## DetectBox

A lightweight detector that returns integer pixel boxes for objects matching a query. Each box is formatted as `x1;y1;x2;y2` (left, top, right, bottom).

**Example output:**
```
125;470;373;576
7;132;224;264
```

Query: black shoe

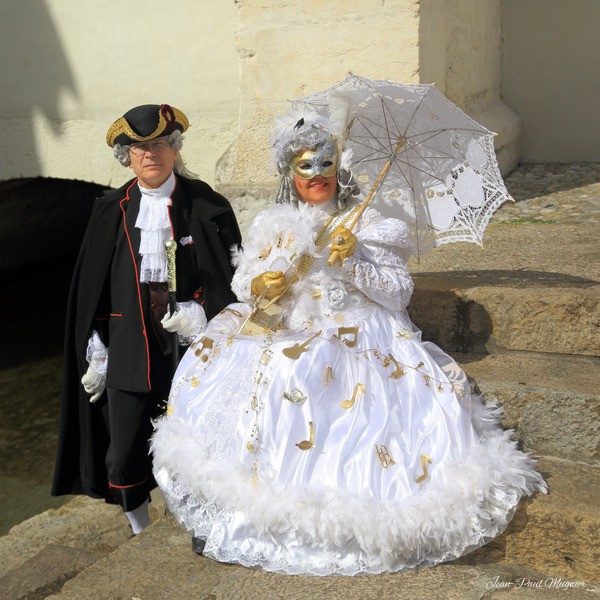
192;536;206;555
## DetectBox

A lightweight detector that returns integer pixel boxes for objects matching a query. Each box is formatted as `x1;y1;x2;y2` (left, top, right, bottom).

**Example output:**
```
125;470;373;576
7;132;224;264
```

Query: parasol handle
328;137;406;266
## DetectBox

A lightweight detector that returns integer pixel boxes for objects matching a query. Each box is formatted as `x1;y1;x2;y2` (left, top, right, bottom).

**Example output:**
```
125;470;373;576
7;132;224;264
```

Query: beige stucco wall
217;0;421;197
502;0;600;162
0;0;239;187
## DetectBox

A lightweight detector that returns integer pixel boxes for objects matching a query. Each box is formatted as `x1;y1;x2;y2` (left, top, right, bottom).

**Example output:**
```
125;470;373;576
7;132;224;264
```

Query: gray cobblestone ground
493;162;600;224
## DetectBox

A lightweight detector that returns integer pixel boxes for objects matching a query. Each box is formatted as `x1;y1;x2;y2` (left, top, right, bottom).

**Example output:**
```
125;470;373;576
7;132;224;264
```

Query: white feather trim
151;397;546;575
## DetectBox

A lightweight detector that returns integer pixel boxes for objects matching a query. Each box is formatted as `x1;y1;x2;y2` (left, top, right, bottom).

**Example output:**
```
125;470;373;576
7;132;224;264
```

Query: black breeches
102;346;172;512
102;387;157;511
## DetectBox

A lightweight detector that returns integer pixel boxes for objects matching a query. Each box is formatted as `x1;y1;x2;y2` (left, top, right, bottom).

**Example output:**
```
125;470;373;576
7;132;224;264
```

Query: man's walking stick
165;240;179;373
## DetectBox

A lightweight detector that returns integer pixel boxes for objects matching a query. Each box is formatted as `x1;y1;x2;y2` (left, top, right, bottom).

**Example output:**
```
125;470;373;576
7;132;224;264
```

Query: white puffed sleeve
340;211;413;312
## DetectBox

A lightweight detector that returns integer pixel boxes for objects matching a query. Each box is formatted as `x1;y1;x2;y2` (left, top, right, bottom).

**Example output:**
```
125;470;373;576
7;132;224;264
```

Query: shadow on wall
0;1;78;178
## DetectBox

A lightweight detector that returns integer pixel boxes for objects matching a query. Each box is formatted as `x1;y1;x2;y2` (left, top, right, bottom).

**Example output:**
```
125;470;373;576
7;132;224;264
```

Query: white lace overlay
174;301;208;345
151;198;546;576
85;330;108;373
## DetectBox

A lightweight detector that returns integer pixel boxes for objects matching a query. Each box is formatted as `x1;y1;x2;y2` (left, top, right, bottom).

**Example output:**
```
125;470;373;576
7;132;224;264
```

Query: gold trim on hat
105;107;189;147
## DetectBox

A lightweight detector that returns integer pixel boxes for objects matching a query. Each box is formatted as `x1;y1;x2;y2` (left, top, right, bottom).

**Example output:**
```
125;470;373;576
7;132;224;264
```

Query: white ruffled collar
135;172;176;283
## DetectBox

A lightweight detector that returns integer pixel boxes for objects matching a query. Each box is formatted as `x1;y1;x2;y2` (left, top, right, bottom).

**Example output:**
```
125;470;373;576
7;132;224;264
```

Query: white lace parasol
292;73;513;258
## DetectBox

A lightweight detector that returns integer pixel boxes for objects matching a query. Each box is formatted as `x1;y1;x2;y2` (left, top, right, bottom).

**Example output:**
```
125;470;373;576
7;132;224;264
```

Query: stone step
26;457;597;599
407;221;600;357
0;493;165;599
458;456;600;585
408;271;599;356
457;350;600;465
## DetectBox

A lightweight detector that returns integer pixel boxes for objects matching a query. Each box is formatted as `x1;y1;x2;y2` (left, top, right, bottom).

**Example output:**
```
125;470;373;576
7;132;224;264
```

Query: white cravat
135;172;176;283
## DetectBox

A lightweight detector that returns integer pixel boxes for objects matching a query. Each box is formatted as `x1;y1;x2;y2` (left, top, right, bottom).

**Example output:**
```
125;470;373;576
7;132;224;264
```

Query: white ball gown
151;198;546;576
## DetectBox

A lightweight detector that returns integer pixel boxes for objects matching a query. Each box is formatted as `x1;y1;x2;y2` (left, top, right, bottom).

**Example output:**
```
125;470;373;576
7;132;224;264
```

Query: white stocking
125;499;150;534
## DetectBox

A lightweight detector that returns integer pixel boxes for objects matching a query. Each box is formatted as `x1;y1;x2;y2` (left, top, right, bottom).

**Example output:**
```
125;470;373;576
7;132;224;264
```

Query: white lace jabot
136;172;176;283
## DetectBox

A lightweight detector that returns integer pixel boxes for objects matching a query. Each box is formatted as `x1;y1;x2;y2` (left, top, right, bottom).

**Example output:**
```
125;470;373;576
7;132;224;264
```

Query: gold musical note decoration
375;444;396;468
335;326;359;347
194;336;214;362
341;383;366;409
415;454;432;483
296;421;315;450
323;366;335;386
282;330;322;359
388;354;405;379
396;328;414;339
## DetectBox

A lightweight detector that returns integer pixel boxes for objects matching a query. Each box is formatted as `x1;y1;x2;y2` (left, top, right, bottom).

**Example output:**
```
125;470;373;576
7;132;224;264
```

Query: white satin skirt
151;303;545;575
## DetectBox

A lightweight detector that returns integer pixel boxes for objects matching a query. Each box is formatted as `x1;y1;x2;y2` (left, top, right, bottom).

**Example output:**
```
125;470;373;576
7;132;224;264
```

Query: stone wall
502;0;600;162
217;0;421;196
420;0;521;174
0;0;239;187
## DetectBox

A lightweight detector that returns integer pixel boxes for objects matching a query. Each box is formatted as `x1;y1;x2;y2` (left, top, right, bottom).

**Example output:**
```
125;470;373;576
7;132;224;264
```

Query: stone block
458;351;600;464
409;275;600;356
502;457;600;583
0;545;102;600
0;496;131;578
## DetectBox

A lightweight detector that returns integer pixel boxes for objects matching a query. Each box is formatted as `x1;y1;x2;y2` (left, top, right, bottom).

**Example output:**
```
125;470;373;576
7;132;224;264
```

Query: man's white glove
161;310;197;338
161;302;207;344
84;330;108;403
82;362;106;403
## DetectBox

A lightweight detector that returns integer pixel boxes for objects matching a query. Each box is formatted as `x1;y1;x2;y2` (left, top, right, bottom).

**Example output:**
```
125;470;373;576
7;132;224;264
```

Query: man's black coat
51;174;241;500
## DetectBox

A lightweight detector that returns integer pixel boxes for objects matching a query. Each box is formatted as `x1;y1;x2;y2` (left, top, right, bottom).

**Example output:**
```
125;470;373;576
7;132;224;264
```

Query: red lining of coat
108;475;149;489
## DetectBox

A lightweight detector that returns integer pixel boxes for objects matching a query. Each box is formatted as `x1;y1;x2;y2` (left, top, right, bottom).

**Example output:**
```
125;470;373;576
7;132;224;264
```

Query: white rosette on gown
151;199;546;575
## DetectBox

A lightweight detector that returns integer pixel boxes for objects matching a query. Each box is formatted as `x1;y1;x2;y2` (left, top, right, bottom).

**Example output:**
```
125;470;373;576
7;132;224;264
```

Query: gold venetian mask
290;139;339;180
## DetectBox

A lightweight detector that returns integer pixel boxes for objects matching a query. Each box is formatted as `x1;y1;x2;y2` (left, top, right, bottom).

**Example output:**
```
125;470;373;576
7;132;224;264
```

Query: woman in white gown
151;110;546;576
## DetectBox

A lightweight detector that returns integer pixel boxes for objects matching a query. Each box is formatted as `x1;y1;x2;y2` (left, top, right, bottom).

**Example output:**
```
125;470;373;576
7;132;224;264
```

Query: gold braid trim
105;107;189;147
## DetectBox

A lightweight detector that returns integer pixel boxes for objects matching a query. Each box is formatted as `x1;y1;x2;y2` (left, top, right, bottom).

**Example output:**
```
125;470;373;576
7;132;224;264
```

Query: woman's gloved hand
330;225;357;263
250;271;288;300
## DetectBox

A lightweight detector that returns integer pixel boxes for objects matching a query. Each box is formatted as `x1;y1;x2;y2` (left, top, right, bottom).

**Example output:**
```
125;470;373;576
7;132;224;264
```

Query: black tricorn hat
106;104;189;147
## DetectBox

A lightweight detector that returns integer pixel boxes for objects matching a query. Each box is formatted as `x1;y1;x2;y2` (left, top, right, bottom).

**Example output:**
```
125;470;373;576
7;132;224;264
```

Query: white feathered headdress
270;93;354;175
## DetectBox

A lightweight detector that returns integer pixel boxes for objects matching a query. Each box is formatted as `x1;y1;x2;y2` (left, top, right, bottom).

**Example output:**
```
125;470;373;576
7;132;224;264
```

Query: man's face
128;137;178;188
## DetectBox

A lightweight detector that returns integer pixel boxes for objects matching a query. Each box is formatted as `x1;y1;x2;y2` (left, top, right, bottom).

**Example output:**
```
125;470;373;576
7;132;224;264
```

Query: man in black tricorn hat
52;104;241;536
